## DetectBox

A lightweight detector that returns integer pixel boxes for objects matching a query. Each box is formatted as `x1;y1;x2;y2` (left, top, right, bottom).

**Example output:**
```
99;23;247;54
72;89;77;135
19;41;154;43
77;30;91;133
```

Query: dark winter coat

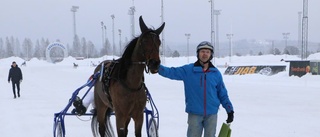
158;61;234;116
8;65;23;82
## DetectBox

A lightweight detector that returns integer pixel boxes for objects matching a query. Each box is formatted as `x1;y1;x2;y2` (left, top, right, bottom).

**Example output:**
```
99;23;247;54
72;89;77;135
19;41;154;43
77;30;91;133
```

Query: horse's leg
96;105;107;137
124;117;131;136
115;113;130;137
94;88;107;137
132;113;144;137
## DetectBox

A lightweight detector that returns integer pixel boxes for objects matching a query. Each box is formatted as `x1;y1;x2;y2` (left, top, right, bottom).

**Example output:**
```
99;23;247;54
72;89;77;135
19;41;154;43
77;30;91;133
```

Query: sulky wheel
54;121;64;137
147;118;158;137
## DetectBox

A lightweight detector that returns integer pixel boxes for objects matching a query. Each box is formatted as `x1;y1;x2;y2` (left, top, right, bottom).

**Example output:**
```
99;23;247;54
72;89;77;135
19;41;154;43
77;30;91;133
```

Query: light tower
282;32;290;53
209;0;215;65
226;34;233;63
71;6;79;39
118;29;122;55
301;0;308;60
185;33;191;63
214;10;221;58
111;14;115;58
298;11;302;51
104;25;107;43
128;6;135;39
160;0;166;64
209;0;215;51
101;22;105;48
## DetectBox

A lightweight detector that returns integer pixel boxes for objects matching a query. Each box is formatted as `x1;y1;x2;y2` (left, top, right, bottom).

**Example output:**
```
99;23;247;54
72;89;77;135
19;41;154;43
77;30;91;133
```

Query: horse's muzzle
147;59;160;74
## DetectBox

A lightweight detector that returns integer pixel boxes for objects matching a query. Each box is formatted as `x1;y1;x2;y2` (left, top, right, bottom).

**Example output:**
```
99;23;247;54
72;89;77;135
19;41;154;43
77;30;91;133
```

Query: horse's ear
139;16;148;33
155;22;165;35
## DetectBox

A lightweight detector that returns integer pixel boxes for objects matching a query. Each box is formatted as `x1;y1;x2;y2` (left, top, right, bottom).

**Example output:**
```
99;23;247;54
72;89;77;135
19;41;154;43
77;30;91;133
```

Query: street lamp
185;33;191;63
226;33;233;62
118;29;122;55
111;14;115;58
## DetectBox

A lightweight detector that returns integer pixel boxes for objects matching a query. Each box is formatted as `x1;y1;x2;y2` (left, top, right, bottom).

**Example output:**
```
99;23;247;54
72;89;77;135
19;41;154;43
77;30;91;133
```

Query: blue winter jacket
158;61;233;115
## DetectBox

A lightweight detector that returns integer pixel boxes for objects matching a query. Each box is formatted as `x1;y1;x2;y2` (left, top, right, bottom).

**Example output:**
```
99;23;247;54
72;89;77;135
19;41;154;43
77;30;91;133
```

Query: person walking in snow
8;61;23;99
158;41;234;137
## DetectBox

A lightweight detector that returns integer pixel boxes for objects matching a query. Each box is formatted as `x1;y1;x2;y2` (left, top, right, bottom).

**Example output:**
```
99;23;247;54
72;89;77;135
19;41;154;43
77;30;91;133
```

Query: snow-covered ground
1;54;320;137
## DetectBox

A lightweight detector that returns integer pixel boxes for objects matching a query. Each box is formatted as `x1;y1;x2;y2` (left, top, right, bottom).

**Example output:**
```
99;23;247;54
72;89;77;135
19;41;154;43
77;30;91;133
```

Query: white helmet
196;41;214;61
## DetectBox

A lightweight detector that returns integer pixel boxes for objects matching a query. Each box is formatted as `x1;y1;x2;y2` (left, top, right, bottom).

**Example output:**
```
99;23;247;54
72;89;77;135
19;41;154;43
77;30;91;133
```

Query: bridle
110;30;160;91
132;30;160;73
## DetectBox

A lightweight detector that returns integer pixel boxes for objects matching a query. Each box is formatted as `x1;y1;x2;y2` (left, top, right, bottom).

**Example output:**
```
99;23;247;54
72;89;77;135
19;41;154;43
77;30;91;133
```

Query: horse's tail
91;108;115;137
104;108;115;137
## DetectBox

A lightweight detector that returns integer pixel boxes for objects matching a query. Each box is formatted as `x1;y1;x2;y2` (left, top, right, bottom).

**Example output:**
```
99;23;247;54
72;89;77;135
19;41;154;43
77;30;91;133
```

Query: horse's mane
121;37;139;61
120;28;155;62
116;29;156;79
116;36;139;79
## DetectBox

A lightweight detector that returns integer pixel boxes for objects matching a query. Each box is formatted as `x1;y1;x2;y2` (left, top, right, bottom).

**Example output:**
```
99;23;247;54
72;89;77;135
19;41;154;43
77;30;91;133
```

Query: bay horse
93;16;165;137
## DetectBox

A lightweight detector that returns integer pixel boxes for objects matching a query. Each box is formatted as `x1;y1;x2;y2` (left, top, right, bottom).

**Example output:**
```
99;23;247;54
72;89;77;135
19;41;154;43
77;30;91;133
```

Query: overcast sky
1;0;319;49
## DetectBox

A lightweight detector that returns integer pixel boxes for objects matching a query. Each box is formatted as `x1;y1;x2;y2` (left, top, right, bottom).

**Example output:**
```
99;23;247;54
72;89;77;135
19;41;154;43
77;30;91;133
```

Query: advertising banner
224;65;286;76
310;61;320;75
288;61;310;77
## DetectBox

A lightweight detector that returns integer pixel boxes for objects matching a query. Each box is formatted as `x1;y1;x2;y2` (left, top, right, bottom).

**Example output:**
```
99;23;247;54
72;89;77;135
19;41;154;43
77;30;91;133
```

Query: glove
226;110;234;123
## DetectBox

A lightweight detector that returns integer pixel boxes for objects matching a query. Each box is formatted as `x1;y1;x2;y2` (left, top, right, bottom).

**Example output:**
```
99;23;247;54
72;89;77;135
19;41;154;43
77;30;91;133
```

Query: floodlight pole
282;32;290;51
160;0;166;64
209;0;215;65
298;11;302;53
118;29;122;55
128;6;135;39
71;6;79;39
214;10;221;58
101;22;105;48
111;14;115;58
226;34;233;63
301;0;308;60
185;33;191;63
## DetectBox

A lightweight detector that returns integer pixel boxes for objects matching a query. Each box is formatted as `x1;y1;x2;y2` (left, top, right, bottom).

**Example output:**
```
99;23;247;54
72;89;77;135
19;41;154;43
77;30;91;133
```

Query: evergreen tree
14;38;21;57
22;38;33;60
72;35;81;57
33;39;41;59
274;48;281;55
172;50;180;57
5;37;14;57
100;38;111;56
87;40;98;58
0;38;4;58
40;38;50;60
81;37;87;58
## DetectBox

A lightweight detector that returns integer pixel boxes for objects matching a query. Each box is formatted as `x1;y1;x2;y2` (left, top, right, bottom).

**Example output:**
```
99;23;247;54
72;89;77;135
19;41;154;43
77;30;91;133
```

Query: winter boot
72;96;87;115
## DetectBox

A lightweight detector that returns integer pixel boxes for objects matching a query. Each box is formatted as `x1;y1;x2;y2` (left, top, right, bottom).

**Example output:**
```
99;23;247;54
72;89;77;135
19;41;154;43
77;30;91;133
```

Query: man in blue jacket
158;41;234;137
8;61;23;99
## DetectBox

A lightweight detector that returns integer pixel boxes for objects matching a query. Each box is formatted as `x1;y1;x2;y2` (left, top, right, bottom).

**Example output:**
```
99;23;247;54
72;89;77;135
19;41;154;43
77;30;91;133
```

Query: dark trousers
12;81;20;97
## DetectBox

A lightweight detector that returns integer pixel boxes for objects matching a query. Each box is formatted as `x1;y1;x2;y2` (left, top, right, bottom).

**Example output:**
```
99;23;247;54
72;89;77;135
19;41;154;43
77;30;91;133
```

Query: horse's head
138;16;165;74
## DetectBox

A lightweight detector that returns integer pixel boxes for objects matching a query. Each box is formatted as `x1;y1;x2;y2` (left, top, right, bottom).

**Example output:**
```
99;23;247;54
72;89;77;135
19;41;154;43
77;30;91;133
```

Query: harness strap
100;60;118;108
